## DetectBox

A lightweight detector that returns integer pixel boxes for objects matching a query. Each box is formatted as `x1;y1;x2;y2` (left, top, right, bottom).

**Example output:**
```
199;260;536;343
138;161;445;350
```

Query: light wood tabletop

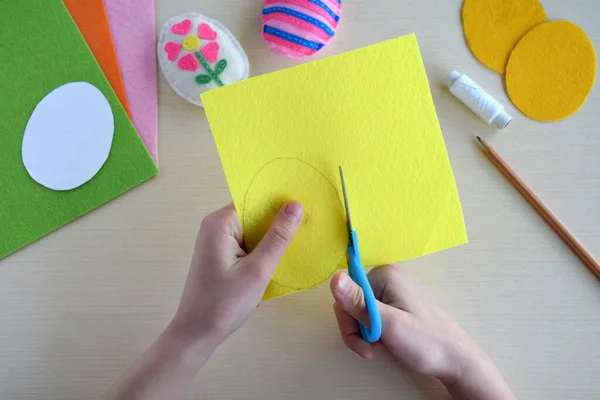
2;0;600;399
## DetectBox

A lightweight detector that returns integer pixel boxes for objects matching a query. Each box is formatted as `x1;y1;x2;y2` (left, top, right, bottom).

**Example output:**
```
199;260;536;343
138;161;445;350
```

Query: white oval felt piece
158;12;250;107
22;82;114;191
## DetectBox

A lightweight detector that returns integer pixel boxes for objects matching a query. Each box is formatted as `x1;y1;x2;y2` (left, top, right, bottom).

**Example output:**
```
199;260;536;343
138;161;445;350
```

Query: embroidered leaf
195;74;212;84
215;59;227;75
194;52;224;87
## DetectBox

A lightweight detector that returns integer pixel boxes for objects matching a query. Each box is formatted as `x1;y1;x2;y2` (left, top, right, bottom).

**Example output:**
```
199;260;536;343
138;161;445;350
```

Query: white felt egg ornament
158;12;250;107
22;82;114;191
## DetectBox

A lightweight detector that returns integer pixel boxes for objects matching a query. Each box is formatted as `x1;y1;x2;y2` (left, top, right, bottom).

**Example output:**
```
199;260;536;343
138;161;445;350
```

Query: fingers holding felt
199;203;244;250
218;203;244;245
246;201;304;277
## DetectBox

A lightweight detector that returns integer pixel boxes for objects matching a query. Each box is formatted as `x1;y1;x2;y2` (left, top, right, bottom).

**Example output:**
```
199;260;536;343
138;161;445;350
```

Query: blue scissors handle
347;230;382;343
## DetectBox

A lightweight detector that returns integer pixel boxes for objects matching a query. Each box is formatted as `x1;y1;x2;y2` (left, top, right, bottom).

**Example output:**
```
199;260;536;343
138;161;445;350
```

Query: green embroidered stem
194;52;224;87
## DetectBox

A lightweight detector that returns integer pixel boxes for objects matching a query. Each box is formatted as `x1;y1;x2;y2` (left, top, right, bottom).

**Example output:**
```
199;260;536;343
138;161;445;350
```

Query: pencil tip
476;136;481;143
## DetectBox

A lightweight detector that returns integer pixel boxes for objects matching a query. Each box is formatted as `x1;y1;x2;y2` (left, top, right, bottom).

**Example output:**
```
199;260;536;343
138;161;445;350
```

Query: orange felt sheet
63;0;130;115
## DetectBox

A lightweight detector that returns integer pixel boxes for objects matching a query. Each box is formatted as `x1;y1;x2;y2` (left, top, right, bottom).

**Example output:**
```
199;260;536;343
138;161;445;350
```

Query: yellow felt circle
182;35;200;51
462;0;547;74
242;158;347;291
506;21;597;122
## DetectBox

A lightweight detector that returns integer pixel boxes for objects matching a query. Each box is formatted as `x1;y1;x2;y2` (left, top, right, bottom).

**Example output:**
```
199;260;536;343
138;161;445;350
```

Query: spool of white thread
444;70;512;129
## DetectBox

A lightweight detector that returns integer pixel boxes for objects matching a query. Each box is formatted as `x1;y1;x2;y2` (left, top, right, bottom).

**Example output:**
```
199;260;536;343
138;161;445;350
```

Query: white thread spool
444;70;512;129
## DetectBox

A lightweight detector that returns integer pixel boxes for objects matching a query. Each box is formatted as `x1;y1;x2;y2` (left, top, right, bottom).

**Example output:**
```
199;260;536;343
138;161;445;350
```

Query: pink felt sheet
103;0;159;164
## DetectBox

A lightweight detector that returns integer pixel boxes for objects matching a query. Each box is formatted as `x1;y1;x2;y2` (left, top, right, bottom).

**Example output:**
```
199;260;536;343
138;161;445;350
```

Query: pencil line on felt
476;136;600;281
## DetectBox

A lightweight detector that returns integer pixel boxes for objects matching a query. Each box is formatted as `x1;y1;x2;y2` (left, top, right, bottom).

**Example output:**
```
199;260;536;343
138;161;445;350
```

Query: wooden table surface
2;0;600;399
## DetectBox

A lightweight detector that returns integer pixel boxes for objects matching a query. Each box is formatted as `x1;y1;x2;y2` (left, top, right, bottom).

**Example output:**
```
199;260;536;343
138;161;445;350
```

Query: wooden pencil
476;136;600;281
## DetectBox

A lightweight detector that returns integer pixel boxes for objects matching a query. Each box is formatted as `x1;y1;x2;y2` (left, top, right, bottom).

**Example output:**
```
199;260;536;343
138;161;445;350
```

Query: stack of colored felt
0;0;159;259
64;0;159;162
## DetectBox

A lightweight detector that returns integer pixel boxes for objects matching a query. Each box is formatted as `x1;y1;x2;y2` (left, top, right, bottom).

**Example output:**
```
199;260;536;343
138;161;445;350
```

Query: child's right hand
330;265;515;399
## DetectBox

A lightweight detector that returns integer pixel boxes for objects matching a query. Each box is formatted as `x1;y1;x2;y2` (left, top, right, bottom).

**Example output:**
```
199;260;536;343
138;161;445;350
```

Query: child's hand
102;202;304;400
171;202;304;348
331;265;515;399
330;265;476;374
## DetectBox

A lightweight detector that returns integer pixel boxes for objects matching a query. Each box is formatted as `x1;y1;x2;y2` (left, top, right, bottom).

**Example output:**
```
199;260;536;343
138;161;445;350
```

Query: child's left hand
171;202;304;348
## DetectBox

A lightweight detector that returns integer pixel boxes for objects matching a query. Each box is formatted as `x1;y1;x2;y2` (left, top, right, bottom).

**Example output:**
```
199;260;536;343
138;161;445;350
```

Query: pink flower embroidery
163;20;227;86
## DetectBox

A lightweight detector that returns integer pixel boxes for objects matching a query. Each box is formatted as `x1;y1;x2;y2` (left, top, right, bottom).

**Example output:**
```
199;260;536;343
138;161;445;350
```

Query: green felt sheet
0;0;159;259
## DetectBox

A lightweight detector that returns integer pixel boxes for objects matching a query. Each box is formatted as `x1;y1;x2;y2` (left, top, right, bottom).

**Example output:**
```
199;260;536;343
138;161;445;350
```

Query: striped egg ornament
262;0;342;58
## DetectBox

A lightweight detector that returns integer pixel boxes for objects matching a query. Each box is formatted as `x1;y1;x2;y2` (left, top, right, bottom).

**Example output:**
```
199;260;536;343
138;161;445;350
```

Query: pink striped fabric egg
262;0;342;58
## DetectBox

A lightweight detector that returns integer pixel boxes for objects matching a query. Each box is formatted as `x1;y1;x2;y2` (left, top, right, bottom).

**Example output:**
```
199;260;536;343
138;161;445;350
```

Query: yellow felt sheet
202;34;468;299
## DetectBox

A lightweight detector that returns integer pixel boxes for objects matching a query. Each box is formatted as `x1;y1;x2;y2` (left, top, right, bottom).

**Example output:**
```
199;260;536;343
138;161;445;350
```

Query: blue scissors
338;166;382;343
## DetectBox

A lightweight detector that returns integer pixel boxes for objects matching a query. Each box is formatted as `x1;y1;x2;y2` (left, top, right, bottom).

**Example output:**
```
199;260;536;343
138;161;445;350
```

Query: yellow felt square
202;34;468;300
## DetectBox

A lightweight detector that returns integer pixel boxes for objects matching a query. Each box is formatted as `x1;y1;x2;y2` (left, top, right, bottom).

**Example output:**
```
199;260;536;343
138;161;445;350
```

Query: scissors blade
338;166;353;238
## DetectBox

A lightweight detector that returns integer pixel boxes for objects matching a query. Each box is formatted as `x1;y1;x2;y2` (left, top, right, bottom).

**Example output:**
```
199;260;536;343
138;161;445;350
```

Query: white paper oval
22;82;114;191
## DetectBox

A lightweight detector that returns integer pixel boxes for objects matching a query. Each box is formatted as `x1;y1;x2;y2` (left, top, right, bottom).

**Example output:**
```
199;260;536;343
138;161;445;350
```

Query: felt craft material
0;0;158;260
243;159;347;291
22;82;114;191
103;0;159;163
506;21;597;122
444;70;511;129
63;0;131;116
202;34;468;300
158;13;250;107
262;0;342;58
462;0;547;74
